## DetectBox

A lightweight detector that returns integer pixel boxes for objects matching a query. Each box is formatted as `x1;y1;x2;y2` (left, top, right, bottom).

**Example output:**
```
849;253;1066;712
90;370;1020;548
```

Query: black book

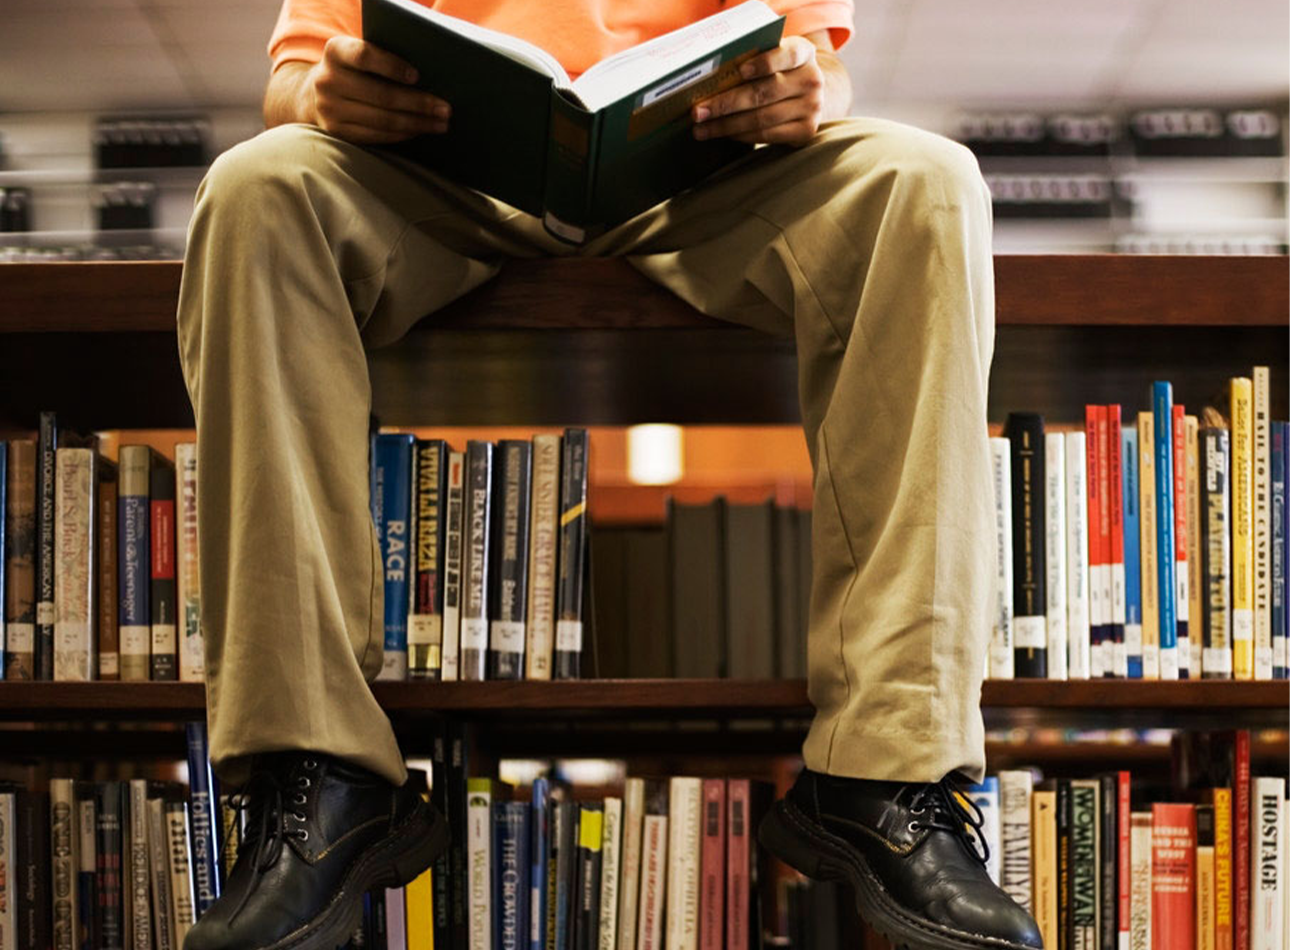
15;787;51;950
1055;779;1071;950
35;410;57;680
448;721;469;950
724;500;776;678
1004;412;1048;677
554;429;588;679
667;498;726;678
571;803;603;950
411;439;448;680
551;800;578;950
590;528;629;678
624;528;670;677
430;723;452;950
489;439;532;680
773;504;803;680
459;440;494;681
1096;774;1117;950
149;456;178;681
74;780;98;950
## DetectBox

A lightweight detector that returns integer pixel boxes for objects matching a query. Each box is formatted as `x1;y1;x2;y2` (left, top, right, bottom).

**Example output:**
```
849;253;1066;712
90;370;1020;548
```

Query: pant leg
176;123;556;786
592;118;996;783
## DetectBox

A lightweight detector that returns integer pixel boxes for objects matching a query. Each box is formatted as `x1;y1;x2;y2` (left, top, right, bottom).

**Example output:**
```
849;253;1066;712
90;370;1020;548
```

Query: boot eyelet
293;793;307;805
292;811;306;822
908;821;921;834
303;759;318;770
298;830;309;842
909;806;927;815
298;777;311;789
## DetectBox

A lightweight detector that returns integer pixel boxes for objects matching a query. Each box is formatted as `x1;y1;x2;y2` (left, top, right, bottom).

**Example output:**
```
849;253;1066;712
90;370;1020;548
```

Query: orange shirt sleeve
770;0;854;50
268;0;361;73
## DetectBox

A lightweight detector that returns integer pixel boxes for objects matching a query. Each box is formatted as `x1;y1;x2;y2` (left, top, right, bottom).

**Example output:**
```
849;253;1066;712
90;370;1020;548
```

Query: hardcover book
1271;422;1286;678
617;778;646;950
531;777;550;950
1046;432;1069;678
0;790;14;950
410;439;447;680
1186;415;1204;676
149;454;178;682
1197;804;1216;950
443;450;466;682
1069;778;1100;950
1128;812;1151;950
1086;407;1106;675
1032;786;1058;950
1067;430;1091;678
573;804;603;950
698;780;725;950
183;722;220;917
1201;419;1233;678
597;797;623;950
461;441;495;682
1121;426;1142;678
1230;377;1254;679
495;801;531;950
117;445;152;682
371;433;416;680
1004;412;1047;676
1171;403;1190;677
35;412;58;681
50;779;79;950
670;498;727;679
1107;405;1127;677
362;0;785;243
97;459;119;681
1151;802;1195;950
525;434;561;680
5;441;37;680
53;447;96;681
1251;777;1285;950
723;501;776;679
636;783;669;950
970;776;1002;885
489;440;533;680
175;444;201;683
1137;413;1160;679
999;770;1034;913
467;778;495;950
1251;367;1271;679
665;778;702;950
554;429;588;679
1153;382;1179;680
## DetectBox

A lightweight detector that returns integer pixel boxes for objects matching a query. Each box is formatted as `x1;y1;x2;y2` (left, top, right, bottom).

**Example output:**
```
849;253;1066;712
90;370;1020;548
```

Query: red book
1151;802;1196;950
1117;770;1131;947
1234;731;1251;950
726;780;752;950
1107;404;1126;676
700;779;726;950
1172;403;1190;677
1086;405;1106;674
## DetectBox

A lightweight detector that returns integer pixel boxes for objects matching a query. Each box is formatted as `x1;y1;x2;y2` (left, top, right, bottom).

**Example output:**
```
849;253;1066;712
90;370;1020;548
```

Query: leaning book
362;0;785;242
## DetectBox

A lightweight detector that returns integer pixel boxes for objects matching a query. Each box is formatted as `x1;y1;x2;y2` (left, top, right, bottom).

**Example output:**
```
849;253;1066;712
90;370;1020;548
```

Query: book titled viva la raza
362;0;785;243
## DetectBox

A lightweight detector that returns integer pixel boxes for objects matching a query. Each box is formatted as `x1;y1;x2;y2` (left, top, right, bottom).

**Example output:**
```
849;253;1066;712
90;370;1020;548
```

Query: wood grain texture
2;256;1286;333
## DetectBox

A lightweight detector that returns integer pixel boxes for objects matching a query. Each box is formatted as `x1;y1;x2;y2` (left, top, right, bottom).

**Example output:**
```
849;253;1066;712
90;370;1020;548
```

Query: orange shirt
269;0;853;79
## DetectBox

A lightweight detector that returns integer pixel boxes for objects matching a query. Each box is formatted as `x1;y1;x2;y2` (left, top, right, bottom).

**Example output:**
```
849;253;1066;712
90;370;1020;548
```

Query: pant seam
819;427;859;774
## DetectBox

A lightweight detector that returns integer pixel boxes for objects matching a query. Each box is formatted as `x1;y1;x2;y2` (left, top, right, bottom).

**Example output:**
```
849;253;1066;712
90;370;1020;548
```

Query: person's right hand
307;35;450;144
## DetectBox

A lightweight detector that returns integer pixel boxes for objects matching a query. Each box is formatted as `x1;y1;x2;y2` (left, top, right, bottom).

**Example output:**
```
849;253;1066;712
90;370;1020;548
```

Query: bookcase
1;253;1288;947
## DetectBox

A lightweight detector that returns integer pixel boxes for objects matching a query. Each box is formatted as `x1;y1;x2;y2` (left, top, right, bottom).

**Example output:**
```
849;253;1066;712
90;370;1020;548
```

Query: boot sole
261;799;449;950
759;798;1037;950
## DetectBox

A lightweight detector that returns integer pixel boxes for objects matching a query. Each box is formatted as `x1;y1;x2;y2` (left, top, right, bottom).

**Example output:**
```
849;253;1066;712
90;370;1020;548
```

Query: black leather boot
759;768;1043;950
184;753;448;950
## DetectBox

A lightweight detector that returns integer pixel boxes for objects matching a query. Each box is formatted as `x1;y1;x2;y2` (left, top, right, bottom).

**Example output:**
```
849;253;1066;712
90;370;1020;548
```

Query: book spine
1214;788;1234;950
386;888;409;950
145;799;174;950
175;444;202;683
1066;431;1092;679
489;440;532;680
430;729;451;950
530;778;550;950
1086;407;1106;677
443;451;465;682
467;779;494;950
461;441;494;682
1153;382;1179;680
410;440;447;680
1252;367;1272;679
1172;403;1190;678
1151;802;1195;950
1046;432;1069;679
1203;428;1234;678
126;782;152;950
117;447;150;682
0;792;14;950
1097;774;1116;950
163;801;194;948
554;802;576;950
1121;427;1142;679
53;448;95;681
574;805;603;950
495;801;531;950
999;770;1034;913
1006;413;1047;676
1138;414;1160;679
1116;772;1130;950
407;861;434;950
35;412;57;680
724;781;749;950
18;789;52;950
990;437;1015;678
183;722;220;915
697;781;724;950
636;810;668;950
1251;777;1285;950
74;785;95;950
5;441;37;680
1271;423;1286;679
1231;378;1254;679
1186;415;1204;677
665;778;701;950
372;434;415;681
598;798;623;950
450;724;470;950
1129;812;1151;950
526;434;561;680
93;785;123;950
1235;730;1251;950
1069;779;1099;950
96;463;119;680
51;779;79;950
1057;780;1072;950
148;457;177;682
1284;430;1290;679
1096;405;1113;676
970;778;1001;884
1107;406;1127;677
543;95;598;241
1032;789;1058;950
555;429;588;679
617;779;645;950
0;443;6;681
1197;804;1216;950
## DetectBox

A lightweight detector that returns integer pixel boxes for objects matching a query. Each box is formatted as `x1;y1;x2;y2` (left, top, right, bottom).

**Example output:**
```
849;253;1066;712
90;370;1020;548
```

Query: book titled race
371;433;416;680
362;0;785;242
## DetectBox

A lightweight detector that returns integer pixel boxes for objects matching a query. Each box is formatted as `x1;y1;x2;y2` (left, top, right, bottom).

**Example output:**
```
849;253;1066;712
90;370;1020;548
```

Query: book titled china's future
362;0;784;243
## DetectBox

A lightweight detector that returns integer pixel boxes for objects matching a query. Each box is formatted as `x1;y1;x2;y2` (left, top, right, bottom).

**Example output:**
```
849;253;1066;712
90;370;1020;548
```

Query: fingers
316;97;446;138
738;36;815;81
693;97;815;141
694;73;787;123
312;35;451;143
318;64;450;118
324;35;419;85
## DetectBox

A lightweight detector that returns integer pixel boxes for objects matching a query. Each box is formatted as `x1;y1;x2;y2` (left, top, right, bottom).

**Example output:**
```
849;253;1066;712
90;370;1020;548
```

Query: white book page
570;0;779;112
378;0;570;86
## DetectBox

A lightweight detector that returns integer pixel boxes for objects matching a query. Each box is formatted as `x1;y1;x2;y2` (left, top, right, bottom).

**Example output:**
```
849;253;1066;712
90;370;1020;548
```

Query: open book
362;0;785;242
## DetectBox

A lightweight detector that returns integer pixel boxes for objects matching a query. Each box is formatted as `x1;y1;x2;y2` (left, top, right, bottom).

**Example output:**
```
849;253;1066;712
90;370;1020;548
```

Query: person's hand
307;36;451;144
691;36;825;146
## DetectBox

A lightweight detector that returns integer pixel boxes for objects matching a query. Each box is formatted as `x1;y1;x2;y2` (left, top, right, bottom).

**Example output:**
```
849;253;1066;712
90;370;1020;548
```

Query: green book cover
362;0;784;241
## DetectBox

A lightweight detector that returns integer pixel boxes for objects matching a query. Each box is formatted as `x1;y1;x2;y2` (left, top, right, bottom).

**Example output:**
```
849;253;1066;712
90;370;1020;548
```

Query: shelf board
0;678;1283;721
1;255;1285;333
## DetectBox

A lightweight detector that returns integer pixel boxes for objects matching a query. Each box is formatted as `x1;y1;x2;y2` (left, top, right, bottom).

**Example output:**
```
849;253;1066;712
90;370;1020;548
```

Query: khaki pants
176;117;996;787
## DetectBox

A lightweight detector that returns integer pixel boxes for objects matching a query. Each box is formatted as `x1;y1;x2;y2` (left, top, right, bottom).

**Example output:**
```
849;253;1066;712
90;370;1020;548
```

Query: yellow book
1186;414;1203;677
1031;788;1058;950
1230;377;1254;679
407;869;434;950
1139;411;1160;679
1212;788;1233;950
1251;366;1272;678
1198;838;1216;950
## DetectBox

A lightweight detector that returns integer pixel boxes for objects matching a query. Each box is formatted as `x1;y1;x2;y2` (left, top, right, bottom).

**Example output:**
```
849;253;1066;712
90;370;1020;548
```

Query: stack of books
991;365;1288;680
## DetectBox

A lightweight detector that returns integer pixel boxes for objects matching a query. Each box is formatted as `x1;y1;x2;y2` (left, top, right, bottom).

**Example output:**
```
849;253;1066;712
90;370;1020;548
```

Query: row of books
990;366;1288;680
370;430;589;681
967;730;1287;950
590;500;811;680
0;419;203;681
0;245;180;263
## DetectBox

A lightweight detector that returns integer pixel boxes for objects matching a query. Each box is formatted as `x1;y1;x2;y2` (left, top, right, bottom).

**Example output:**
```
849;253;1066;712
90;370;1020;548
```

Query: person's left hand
691;36;825;146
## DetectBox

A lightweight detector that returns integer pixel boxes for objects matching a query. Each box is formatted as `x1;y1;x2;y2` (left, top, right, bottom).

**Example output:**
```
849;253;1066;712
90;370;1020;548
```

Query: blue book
1272;422;1286;678
371;433;416;680
184;721;222;916
494;801;531;950
1122;426;1143;678
968;776;1001;885
1152;382;1178;678
530;777;549;950
0;440;6;680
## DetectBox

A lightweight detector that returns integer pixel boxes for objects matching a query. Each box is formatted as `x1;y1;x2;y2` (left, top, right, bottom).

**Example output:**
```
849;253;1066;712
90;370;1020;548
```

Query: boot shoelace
902;778;989;867
227;758;318;922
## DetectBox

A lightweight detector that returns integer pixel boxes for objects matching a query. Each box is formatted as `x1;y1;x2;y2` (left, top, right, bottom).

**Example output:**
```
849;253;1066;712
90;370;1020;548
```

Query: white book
990;437;1015;679
969;778;1002;885
1251;776;1285;950
441;451;465;682
51;778;81;950
526;434;561;680
385;889;406;950
1252;366;1273;679
1283;798;1289;950
998;770;1033;913
0;792;14;950
1129;812;1151;950
53;447;95;681
467;780;493;950
175;443;204;682
1066;431;1092;679
617;778;646;950
146;798;175;950
599;797;624;950
1045;433;1069;679
636;810;669;950
127;779;153;950
164;801;195;948
664;778;702;950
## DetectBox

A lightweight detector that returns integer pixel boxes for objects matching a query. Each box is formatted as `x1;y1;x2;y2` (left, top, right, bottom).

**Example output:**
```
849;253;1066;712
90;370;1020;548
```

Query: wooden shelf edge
0;678;1282;720
2;256;1285;333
